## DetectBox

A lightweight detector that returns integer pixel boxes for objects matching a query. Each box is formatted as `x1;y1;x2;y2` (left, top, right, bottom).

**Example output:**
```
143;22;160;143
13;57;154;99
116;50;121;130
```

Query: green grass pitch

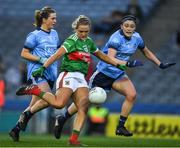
0;134;180;147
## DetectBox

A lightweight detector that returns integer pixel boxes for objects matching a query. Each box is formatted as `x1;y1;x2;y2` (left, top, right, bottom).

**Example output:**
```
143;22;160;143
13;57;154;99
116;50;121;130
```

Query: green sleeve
62;38;75;53
90;39;98;53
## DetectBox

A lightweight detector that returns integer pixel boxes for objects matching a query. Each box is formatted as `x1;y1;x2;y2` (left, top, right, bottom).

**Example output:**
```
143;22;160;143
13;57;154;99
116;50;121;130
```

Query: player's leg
19;82;52;129
54;103;77;139
25;86;73;139
112;76;136;136
9;97;49;142
9;81;51;142
54;72;88;141
16;84;73;108
22;82;52;125
69;87;89;146
16;72;74;108
54;70;104;139
9;96;38;142
12;86;73;141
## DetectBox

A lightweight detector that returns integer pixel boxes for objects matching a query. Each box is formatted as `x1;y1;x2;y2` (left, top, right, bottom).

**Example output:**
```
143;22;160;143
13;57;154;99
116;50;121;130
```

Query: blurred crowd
0;0;145;101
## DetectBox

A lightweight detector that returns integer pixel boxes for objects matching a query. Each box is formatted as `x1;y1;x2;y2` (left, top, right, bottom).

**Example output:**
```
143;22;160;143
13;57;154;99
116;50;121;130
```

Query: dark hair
34;6;56;27
121;15;137;24
72;15;91;30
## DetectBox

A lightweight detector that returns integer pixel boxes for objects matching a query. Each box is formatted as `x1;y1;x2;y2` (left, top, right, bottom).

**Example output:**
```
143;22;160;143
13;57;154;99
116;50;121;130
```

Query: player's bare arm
43;46;66;68
108;48;128;65
21;48;40;62
141;46;161;66
94;50;125;67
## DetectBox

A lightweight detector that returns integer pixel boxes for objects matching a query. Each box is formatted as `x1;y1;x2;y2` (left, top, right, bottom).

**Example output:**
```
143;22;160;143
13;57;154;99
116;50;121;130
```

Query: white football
89;87;107;104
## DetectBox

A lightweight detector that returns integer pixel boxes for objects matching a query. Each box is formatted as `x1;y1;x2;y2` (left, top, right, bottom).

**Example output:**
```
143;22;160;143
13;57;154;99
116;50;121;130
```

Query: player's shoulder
86;36;93;41
25;29;39;38
86;36;94;44
31;29;41;35
29;28;57;35
63;34;77;46
109;30;122;43
51;28;56;32
68;34;78;42
110;30;123;39
111;30;120;37
50;29;58;34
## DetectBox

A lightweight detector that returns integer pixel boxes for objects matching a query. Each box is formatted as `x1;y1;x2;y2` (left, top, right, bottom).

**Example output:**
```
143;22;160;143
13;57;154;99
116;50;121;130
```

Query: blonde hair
34;6;56;27
72;15;91;30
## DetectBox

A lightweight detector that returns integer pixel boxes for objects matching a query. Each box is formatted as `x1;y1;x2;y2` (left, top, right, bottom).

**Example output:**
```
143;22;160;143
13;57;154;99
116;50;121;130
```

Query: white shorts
56;72;89;92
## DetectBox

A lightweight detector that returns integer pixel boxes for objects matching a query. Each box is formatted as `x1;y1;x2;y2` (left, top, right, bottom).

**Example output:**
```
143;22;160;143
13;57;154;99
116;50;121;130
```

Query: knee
55;101;66;109
126;92;136;102
78;98;89;113
53;103;65;109
53;96;67;109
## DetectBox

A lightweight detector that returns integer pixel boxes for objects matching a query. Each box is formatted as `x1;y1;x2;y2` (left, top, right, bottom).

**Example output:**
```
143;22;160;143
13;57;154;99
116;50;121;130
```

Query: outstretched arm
141;46;161;66
94;48;143;69
94;50;126;69
141;46;176;69
107;48;143;67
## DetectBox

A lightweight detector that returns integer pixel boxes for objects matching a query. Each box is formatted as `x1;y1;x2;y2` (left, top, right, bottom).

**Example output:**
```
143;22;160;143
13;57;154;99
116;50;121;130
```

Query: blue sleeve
24;32;37;51
138;36;145;49
107;37;120;50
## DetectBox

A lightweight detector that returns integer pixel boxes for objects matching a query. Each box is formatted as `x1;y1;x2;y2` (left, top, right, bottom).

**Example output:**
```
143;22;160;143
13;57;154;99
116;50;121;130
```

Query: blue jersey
97;30;145;79
24;29;61;81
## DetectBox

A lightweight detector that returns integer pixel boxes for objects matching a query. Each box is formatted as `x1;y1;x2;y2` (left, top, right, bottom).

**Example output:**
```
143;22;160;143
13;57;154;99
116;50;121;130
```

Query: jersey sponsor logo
68;51;90;63
124;41;138;49
45;45;57;56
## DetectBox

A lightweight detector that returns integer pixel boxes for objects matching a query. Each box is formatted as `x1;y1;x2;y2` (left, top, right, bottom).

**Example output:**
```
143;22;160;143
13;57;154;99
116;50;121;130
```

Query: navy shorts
89;70;127;91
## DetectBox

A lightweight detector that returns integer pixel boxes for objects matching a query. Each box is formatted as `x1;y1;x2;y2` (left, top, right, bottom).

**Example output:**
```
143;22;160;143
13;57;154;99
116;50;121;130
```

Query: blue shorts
89;70;127;91
27;76;54;90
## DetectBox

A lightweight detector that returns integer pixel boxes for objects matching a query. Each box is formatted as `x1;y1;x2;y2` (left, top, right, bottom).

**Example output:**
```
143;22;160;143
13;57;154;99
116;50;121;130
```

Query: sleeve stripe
62;45;68;53
93;48;99;53
24;46;33;51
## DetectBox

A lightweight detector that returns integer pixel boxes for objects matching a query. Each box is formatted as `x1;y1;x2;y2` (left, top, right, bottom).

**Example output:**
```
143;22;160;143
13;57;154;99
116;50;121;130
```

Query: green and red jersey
60;33;98;75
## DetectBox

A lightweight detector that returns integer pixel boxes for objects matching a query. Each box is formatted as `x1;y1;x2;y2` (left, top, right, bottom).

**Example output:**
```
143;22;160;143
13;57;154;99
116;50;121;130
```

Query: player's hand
126;60;143;68
117;64;127;70
32;66;46;77
159;62;176;69
38;57;48;64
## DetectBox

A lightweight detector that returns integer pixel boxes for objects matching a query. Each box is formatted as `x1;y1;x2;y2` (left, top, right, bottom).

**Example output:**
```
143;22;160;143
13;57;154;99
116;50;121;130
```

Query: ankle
13;126;20;133
70;129;80;141
24;110;34;119
119;115;127;127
